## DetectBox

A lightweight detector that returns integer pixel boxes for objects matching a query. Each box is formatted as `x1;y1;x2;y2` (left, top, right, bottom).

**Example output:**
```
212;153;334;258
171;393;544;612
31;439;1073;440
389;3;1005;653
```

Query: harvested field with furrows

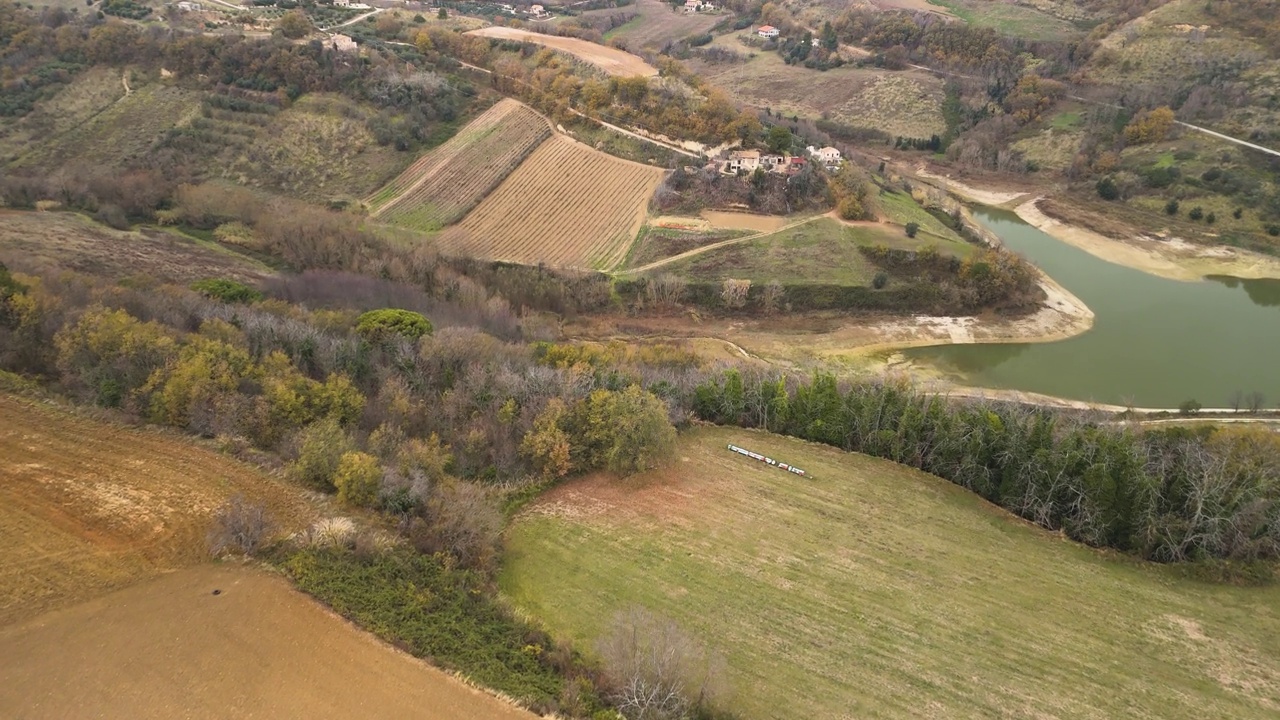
367;99;551;231
437;134;666;269
0;395;315;625
591;0;720;50
465;26;659;77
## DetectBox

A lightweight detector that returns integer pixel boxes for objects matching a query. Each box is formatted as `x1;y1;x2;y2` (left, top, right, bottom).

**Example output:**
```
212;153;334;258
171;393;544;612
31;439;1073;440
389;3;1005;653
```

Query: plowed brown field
437;134;665;269
0;395;314;625
465;26;658;76
0;565;538;720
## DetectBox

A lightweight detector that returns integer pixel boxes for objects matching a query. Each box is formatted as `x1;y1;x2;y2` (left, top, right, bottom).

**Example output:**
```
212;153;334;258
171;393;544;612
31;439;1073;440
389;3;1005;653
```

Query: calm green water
904;208;1280;408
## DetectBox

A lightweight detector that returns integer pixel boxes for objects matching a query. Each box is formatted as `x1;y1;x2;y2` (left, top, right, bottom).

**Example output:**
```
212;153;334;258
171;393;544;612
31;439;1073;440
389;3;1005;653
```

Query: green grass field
661;216;975;286
660;218;881;285
925;0;1082;41
501;427;1280;719
875;188;972;247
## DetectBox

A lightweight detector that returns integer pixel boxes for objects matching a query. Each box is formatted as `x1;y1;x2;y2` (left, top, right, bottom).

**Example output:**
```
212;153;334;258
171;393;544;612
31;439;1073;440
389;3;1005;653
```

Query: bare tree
207;495;275;556
597;607;726;720
761;280;784;315
646;274;686;311
1247;391;1265;414
720;278;751;309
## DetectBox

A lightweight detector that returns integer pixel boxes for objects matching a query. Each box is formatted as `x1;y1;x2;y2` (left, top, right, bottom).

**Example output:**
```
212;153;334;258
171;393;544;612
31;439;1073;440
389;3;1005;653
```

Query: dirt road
623;214;823;274
0;565;537;720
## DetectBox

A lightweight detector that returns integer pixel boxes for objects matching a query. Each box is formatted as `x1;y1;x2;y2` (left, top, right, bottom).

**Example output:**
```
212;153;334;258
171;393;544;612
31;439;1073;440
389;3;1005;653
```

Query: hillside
502;427;1280;719
0;394;315;624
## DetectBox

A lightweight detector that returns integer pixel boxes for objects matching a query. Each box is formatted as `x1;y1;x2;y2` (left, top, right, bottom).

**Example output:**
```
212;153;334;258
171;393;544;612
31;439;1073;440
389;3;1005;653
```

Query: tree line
692;369;1280;565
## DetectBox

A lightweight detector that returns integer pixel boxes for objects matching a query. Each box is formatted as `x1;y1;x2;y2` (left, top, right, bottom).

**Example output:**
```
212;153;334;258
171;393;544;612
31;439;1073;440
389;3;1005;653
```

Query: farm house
757;25;779;39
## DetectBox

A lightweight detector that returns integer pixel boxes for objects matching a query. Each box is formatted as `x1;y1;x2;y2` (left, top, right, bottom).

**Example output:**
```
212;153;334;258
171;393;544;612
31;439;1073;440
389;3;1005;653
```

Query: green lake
904;207;1280;408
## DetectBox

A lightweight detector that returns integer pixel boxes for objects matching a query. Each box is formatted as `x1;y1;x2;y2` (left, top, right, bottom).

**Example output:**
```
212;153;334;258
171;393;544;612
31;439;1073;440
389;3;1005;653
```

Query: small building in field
757;25;779;39
333;0;350;6
529;4;548;17
684;0;702;12
176;0;201;9
727;149;761;173
330;34;358;54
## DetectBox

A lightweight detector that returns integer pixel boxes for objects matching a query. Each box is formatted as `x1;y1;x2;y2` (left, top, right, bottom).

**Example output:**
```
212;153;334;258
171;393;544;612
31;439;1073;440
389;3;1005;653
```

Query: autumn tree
521;398;573;479
54;307;177;407
1123;106;1176;145
289;417;356;490
335;451;382;507
570;386;677;475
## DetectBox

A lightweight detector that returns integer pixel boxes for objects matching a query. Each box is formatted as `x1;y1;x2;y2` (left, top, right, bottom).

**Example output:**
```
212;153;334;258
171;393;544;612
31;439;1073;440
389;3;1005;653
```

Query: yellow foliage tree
334;451;382;507
1123;106;1176;145
146;338;256;428
54;307;177;407
521;398;573;479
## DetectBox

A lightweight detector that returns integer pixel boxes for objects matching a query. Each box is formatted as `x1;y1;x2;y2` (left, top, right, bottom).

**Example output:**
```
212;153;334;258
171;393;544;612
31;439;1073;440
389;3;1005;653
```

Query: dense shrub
278;548;604;712
334;451;381;506
290;418;356;490
693;370;1280;563
355;308;433;341
191;278;263;304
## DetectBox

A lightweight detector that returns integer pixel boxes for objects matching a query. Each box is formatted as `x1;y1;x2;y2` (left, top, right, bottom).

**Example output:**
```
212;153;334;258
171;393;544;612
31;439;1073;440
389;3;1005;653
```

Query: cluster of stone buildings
722;146;842;175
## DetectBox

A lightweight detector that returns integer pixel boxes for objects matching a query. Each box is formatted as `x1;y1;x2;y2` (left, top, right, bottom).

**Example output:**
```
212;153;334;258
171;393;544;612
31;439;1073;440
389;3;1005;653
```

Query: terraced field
367;99;551;230
436;134;666;269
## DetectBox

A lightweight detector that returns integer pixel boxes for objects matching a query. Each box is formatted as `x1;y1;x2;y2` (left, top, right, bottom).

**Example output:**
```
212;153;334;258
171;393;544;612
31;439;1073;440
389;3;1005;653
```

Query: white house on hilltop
727;150;761;172
757;25;779;39
807;145;841;166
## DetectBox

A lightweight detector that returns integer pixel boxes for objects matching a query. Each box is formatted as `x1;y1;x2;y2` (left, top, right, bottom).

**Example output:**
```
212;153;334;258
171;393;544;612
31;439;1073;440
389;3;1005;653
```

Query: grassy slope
225;93;417;203
8;76;201;170
501;427;1280;720
662;216;973;285
687;33;945;139
0;211;272;283
925;0;1081;41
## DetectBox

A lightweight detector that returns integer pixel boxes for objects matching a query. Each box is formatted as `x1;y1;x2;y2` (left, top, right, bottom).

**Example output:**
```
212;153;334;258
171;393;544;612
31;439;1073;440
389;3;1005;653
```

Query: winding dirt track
623;215;823;274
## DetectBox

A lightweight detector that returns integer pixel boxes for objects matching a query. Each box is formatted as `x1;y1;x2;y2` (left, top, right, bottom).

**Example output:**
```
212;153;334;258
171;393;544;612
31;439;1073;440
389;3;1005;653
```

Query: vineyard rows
436;135;666;270
366;99;551;231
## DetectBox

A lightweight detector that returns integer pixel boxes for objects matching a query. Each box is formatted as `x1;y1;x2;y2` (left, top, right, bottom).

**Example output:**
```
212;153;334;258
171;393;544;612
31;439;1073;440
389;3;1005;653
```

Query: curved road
622;215;822;275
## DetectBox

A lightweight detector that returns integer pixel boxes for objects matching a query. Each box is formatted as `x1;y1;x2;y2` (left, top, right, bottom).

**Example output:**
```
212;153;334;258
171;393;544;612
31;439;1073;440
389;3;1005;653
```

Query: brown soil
0;564;538;720
0;395;315;625
465;27;658;76
701;210;790;232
